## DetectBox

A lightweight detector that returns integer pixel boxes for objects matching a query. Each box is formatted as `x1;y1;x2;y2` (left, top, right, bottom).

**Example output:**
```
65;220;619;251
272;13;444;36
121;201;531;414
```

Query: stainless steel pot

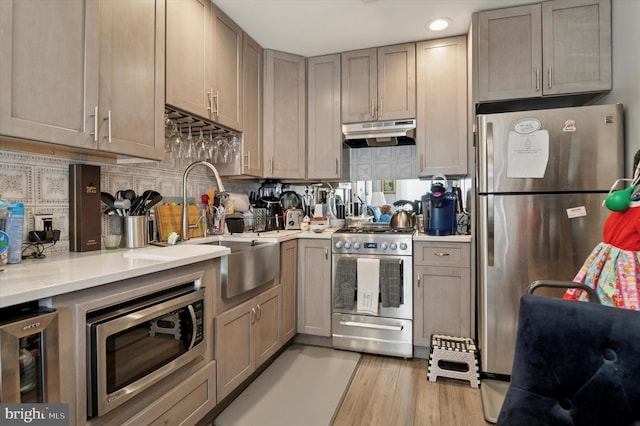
390;211;415;229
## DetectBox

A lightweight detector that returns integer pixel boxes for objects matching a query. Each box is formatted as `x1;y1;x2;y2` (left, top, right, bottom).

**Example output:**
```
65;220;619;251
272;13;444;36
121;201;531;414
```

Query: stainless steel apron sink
212;240;280;299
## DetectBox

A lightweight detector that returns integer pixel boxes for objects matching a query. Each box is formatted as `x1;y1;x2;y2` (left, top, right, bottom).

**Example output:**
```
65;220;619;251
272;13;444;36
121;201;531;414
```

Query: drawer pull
434;252;450;257
339;320;403;331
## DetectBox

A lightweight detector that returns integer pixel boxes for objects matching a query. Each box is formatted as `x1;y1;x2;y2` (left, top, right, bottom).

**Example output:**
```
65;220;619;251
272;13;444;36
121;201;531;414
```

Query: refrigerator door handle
486;122;494;194
488;194;494;266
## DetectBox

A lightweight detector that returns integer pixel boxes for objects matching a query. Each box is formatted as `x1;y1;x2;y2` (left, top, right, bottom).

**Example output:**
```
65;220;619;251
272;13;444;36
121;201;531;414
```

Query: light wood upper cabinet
416;36;468;177
0;0;164;160
242;32;263;177
341;43;415;123
96;0;165;160
307;54;344;180
0;0;95;149
263;49;306;179
211;4;243;131
475;0;611;102
167;0;243;131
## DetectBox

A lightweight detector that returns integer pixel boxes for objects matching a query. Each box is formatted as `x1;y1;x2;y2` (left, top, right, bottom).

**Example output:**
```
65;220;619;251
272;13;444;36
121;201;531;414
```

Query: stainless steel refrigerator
475;104;624;421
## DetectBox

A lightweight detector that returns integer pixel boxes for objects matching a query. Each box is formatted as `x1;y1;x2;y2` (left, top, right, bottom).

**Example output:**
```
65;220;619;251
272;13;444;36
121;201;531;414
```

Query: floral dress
564;202;640;310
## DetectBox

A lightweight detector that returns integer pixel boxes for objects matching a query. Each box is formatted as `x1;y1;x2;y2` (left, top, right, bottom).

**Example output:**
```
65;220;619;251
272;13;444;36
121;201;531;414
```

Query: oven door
332;253;412;320
87;287;205;418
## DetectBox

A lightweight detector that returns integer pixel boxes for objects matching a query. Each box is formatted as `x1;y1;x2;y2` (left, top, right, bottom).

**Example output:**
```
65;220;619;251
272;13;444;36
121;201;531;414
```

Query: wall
0;150;257;256
599;0;640;175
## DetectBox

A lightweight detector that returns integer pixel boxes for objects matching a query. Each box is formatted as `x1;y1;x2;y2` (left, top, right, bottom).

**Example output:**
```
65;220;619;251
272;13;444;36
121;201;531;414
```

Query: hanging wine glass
164;120;176;153
184;126;194;159
171;126;185;159
196;128;207;161
214;135;225;163
206;132;215;160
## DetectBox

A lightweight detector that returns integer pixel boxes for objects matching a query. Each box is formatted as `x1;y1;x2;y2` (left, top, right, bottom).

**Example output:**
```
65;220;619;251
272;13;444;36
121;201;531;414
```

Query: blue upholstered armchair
496;281;640;425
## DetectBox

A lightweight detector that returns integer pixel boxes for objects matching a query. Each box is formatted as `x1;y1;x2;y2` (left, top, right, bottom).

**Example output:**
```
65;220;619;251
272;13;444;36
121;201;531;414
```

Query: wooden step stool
427;334;479;388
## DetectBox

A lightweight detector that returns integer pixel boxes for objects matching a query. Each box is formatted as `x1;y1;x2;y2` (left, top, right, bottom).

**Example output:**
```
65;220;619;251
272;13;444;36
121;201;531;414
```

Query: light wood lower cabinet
280;240;298;342
215;285;281;401
413;242;471;346
297;239;332;337
147;361;217;426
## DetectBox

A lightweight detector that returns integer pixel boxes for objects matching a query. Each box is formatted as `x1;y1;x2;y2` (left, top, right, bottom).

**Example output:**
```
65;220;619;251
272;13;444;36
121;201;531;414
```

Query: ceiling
212;0;535;57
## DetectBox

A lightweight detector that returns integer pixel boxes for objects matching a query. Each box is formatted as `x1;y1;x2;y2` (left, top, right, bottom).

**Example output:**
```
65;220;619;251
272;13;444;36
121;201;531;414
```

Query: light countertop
0;244;230;308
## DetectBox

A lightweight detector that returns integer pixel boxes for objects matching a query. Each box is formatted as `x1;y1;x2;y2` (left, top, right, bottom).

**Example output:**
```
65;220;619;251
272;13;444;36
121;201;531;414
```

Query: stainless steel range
331;225;413;358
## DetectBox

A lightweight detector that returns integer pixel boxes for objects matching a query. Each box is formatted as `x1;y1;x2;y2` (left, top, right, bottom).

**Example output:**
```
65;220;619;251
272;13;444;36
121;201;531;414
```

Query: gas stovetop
334;224;415;235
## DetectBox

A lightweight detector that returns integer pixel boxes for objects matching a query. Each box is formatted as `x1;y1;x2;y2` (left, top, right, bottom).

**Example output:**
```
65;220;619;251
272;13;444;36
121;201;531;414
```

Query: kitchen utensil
225;217;244;233
284;208;303;230
144;194;163;212
280;191;303;210
101;192;116;209
390;211;415;229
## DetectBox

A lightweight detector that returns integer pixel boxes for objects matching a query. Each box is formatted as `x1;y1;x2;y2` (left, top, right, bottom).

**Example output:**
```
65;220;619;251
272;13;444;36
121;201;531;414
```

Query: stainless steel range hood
342;119;416;148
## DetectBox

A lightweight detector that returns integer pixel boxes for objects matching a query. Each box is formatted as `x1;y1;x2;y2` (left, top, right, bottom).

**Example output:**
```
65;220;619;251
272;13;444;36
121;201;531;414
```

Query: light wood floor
333;354;491;426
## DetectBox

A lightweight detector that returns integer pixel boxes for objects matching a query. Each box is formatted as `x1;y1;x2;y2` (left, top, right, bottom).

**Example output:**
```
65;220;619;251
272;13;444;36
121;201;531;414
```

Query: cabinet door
166;0;212;120
215;298;254;400
476;4;542;102
297;239;332;336
0;0;96;149
280;240;298;342
416;36;467;177
263;49;306;179
254;285;282;366
307;54;343;180
414;265;471;347
211;4;243;131
542;0;611;95
341;48;377;123
242;32;263;177
377;43;416;120
97;0;165;160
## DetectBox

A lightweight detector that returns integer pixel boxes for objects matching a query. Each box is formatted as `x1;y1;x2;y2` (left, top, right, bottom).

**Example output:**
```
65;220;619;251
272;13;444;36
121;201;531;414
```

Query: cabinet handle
325;247;328;260
256;304;262;321
213;90;219;117
90;106;98;142
244;151;250;170
535;68;540;92
420;154;424;173
335;158;338;175
270;157;274;174
250;307;256;324
370;98;375;118
434;252;450;257
207;88;214;114
104;110;112;144
378;98;383;117
417;273;421;288
547;67;552;89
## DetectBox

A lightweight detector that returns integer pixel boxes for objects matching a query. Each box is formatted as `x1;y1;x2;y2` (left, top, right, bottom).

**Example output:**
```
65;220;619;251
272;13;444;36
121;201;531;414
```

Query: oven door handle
339;320;403;331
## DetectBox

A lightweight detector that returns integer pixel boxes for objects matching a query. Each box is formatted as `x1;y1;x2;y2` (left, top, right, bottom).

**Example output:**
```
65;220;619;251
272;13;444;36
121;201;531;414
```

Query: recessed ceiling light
426;18;452;31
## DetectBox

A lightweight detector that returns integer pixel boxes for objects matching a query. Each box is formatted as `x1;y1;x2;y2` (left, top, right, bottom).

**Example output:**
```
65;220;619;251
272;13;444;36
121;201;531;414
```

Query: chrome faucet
182;161;226;240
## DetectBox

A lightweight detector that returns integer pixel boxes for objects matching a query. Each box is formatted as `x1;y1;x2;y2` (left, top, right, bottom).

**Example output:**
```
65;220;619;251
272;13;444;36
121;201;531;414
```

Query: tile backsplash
348;145;417;181
0;150;258;257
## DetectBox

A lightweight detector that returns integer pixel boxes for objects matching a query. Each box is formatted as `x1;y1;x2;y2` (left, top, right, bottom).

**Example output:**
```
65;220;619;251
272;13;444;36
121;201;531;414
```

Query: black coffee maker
422;174;457;236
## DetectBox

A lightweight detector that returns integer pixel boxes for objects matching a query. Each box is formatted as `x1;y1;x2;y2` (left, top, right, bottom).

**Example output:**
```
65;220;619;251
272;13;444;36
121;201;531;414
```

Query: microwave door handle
187;304;197;350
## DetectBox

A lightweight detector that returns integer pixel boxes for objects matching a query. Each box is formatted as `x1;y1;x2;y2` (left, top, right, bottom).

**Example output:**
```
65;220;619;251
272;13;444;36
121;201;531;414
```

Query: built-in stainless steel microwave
86;284;205;418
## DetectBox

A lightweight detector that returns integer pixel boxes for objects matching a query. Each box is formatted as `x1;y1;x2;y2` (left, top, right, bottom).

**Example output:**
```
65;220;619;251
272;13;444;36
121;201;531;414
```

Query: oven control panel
332;235;412;256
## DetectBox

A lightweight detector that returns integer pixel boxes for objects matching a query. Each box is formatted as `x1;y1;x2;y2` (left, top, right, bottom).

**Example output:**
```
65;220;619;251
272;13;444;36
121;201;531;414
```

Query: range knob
344;242;352;249
380;242;389;250
353;242;361;250
399;242;408;251
335;241;343;249
390;243;398;250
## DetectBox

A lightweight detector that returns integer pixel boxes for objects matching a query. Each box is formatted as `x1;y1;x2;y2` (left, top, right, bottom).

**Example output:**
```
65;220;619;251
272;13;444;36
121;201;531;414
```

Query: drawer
414;242;470;267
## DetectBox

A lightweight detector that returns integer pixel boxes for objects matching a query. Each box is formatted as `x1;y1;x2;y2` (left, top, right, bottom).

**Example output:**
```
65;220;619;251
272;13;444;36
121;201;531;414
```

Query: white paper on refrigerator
506;130;549;178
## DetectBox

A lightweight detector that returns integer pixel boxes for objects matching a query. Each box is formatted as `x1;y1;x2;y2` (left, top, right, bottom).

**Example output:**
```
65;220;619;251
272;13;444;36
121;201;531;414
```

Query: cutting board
156;205;201;240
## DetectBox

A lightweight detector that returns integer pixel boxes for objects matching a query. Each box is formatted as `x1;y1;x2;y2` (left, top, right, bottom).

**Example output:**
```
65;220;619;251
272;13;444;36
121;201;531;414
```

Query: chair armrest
527;280;600;303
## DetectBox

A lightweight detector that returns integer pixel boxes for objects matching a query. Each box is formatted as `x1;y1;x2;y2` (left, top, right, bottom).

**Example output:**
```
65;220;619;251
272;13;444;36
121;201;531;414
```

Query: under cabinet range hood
342;119;416;148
